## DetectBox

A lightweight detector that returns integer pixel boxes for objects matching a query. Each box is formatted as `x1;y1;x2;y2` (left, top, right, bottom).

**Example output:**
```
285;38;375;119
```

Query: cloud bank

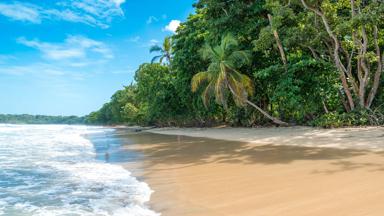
17;35;113;61
0;0;126;28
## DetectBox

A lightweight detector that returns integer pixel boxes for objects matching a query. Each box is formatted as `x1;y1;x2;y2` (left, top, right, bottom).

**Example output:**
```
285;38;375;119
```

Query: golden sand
121;127;384;216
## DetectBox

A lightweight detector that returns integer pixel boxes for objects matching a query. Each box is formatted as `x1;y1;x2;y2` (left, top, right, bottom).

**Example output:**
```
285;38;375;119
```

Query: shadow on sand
112;130;384;174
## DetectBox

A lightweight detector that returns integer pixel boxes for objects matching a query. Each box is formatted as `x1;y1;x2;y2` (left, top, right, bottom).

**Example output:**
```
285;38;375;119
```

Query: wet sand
117;127;384;216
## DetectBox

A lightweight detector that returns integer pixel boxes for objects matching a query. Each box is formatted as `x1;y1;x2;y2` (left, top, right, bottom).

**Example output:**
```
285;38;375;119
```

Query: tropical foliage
0;114;85;124
87;0;384;128
150;36;173;64
191;34;287;125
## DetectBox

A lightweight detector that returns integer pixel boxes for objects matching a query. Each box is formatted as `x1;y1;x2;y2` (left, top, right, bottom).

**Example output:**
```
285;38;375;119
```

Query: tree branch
366;25;383;108
300;0;355;110
268;14;288;69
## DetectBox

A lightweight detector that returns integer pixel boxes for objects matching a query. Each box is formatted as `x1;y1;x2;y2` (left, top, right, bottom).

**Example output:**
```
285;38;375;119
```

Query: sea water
0;124;158;216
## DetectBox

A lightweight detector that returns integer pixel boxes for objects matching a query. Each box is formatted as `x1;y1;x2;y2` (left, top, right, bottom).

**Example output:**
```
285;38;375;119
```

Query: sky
0;0;195;116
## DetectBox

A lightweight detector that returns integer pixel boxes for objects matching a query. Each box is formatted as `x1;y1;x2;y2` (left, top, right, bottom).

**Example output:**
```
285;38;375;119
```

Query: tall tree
191;34;287;125
297;0;384;110
150;36;173;64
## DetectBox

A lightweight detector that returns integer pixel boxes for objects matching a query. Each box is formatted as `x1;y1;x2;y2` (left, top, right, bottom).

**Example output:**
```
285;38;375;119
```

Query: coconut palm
191;34;287;125
150;36;173;64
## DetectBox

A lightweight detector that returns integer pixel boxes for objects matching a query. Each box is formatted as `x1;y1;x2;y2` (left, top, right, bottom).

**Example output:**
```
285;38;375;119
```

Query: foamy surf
0;124;159;216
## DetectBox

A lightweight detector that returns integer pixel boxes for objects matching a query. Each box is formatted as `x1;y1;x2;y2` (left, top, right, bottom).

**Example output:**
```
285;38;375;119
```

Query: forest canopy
0;114;85;125
86;0;384;128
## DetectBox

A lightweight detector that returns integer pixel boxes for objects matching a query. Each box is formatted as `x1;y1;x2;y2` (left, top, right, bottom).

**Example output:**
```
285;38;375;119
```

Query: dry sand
120;127;384;216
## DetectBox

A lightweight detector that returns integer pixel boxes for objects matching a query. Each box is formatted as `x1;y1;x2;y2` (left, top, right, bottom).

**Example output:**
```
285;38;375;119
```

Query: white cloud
150;39;159;44
17;35;114;61
113;0;126;6
44;9;109;29
0;2;41;23
67;0;125;18
138;39;159;48
147;14;168;24
146;16;158;24
0;0;126;28
149;39;159;46
164;20;181;33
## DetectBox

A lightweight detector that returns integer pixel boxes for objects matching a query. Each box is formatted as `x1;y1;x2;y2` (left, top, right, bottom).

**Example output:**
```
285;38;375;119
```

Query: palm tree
191;34;287;125
150;36;173;64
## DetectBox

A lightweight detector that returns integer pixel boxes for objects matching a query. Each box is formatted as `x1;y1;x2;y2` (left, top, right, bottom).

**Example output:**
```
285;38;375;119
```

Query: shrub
311;109;384;128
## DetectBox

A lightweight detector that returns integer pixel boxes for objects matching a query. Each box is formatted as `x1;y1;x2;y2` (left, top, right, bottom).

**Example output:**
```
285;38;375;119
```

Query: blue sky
0;0;195;116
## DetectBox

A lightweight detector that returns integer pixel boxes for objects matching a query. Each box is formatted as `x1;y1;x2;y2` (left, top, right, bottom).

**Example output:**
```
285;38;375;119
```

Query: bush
311;109;384;128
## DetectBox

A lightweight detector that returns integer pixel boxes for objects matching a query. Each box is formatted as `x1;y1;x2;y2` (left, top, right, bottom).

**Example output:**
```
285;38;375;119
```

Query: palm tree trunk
227;84;288;126
245;100;288;126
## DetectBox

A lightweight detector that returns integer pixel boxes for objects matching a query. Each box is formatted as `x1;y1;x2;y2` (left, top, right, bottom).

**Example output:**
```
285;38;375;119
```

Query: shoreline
118;127;384;216
147;126;384;151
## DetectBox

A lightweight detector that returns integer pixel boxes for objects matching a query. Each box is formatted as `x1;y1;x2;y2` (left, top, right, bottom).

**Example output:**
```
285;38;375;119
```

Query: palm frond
159;56;166;64
207;62;220;73
240;74;254;96
151;55;162;63
149;45;163;53
230;70;254;97
228;50;252;66
214;71;227;107
200;44;214;61
201;81;215;108
191;71;210;92
213;46;223;60
227;75;247;106
221;34;238;53
194;32;255;110
163;36;172;54
222;60;237;72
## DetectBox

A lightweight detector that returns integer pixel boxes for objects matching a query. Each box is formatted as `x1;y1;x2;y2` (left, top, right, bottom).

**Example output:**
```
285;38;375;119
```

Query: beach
118;127;384;216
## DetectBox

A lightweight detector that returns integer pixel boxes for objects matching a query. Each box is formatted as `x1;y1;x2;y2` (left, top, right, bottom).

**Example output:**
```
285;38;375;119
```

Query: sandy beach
119;127;384;216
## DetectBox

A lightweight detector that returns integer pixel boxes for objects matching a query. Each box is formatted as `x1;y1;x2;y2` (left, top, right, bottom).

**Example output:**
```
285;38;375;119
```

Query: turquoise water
0;124;158;216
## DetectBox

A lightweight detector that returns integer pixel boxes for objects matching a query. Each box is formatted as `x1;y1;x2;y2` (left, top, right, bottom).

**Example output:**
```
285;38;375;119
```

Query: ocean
0;124;158;216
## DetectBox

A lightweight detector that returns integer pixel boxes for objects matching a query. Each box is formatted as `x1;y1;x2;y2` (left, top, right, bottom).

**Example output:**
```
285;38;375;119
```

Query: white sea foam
0;124;159;216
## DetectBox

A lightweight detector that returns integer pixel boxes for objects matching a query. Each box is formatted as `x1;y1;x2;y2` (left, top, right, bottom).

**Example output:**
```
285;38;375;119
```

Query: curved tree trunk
227;84;288;126
300;0;356;111
245;100;289;126
366;25;383;108
300;0;384;111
